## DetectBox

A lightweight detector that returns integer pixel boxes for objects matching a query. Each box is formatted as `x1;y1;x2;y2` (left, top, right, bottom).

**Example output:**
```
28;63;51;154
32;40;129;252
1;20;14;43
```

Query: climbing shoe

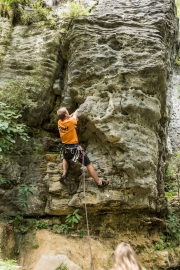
98;180;109;188
60;174;67;184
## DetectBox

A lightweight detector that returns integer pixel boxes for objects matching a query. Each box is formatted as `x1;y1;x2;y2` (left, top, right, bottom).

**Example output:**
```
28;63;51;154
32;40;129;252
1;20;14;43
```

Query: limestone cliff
0;0;178;217
0;0;179;269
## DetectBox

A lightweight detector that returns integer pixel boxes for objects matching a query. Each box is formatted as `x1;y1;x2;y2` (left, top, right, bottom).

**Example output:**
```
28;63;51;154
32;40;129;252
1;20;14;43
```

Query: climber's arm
70;109;78;120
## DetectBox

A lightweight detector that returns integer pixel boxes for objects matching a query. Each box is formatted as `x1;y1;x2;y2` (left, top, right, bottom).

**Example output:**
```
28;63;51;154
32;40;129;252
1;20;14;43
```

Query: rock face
0;18;62;127
168;71;180;151
0;223;15;260
48;0;178;215
0;0;179;219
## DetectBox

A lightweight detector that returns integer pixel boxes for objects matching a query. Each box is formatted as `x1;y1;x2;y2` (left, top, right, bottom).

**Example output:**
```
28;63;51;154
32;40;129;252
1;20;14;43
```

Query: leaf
75;213;82;220
17;215;23;221
73;209;79;214
14;220;20;227
0;122;9;130
8;220;14;224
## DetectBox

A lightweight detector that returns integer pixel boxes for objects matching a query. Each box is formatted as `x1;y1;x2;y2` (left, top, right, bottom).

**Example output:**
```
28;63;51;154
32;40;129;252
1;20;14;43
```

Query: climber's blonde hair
111;242;145;270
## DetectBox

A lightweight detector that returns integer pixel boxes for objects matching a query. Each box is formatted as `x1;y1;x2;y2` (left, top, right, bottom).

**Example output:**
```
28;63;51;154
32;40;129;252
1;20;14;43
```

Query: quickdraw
72;145;84;162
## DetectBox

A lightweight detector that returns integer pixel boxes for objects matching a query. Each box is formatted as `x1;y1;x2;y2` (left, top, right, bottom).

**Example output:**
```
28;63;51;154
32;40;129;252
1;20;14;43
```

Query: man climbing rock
57;107;109;188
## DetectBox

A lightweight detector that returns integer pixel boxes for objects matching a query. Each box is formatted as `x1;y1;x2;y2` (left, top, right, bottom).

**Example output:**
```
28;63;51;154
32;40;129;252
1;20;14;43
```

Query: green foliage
154;241;165;251
0;81;29;112
0;0;57;28
0;0;28;10
0;259;18;270
166;214;180;243
176;0;180;21
8;215;50;234
8;212;30;234
0;177;10;185
20;0;56;28
31;0;49;21
165;151;180;200
59;224;71;235
165;191;177;200
28;218;37;229
15;249;20;255
8;212;24;227
176;59;180;67
52;224;71;235
52;209;82;235
160;213;180;248
32;242;39;249
17;184;34;209
0;102;29;154
20;225;28;233
166;168;175;179
51;224;62;233
79;229;86;238
0;76;49;112
36;220;48;229
56;265;67;270
65;209;82;228
61;1;89;18
165;152;180;180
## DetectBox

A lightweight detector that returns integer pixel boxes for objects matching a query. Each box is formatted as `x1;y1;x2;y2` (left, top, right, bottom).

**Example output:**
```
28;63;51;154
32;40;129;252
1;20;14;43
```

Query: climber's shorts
62;144;91;166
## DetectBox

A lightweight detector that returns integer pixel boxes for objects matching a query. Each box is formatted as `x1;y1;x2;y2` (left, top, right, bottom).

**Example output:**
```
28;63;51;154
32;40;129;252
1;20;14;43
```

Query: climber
57;107;109;188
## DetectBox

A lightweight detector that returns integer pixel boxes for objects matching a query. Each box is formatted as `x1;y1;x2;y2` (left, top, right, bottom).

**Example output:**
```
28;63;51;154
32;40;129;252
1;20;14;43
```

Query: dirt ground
17;229;165;270
19;229;114;270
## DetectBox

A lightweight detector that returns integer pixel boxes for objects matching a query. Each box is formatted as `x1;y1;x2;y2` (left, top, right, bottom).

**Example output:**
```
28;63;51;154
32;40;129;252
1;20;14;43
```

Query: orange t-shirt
58;117;78;144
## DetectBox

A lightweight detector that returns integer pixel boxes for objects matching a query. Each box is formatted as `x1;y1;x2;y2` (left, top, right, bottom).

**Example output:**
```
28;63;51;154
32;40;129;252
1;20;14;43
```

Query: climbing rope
82;150;95;270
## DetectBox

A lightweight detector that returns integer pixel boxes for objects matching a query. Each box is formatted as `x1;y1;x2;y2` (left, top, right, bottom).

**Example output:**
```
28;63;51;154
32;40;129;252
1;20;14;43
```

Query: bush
52;209;83;235
160;213;180;248
0;0;28;10
0;259;18;270
61;1;89;18
0;102;29;153
20;0;57;28
0;76;47;112
165;151;180;200
154;241;165;251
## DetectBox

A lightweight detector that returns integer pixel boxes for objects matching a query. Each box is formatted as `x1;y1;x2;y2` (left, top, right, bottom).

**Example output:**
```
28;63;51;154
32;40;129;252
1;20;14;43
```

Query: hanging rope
82;150;95;270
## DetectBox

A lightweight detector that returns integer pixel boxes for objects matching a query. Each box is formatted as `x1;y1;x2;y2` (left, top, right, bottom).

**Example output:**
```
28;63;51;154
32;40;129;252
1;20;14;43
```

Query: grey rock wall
0;17;62;127
0;0;179;217
168;70;180;151
56;0;178;215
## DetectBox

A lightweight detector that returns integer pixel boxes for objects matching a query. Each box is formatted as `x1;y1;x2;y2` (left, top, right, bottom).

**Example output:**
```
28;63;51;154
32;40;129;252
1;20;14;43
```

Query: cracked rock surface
0;0;178;216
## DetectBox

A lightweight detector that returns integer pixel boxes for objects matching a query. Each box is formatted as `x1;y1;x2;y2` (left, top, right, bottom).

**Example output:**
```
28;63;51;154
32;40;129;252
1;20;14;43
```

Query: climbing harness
61;144;84;163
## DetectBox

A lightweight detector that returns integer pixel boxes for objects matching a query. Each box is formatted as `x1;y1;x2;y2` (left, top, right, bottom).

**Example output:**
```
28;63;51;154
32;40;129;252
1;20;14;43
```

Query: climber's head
57;107;69;120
